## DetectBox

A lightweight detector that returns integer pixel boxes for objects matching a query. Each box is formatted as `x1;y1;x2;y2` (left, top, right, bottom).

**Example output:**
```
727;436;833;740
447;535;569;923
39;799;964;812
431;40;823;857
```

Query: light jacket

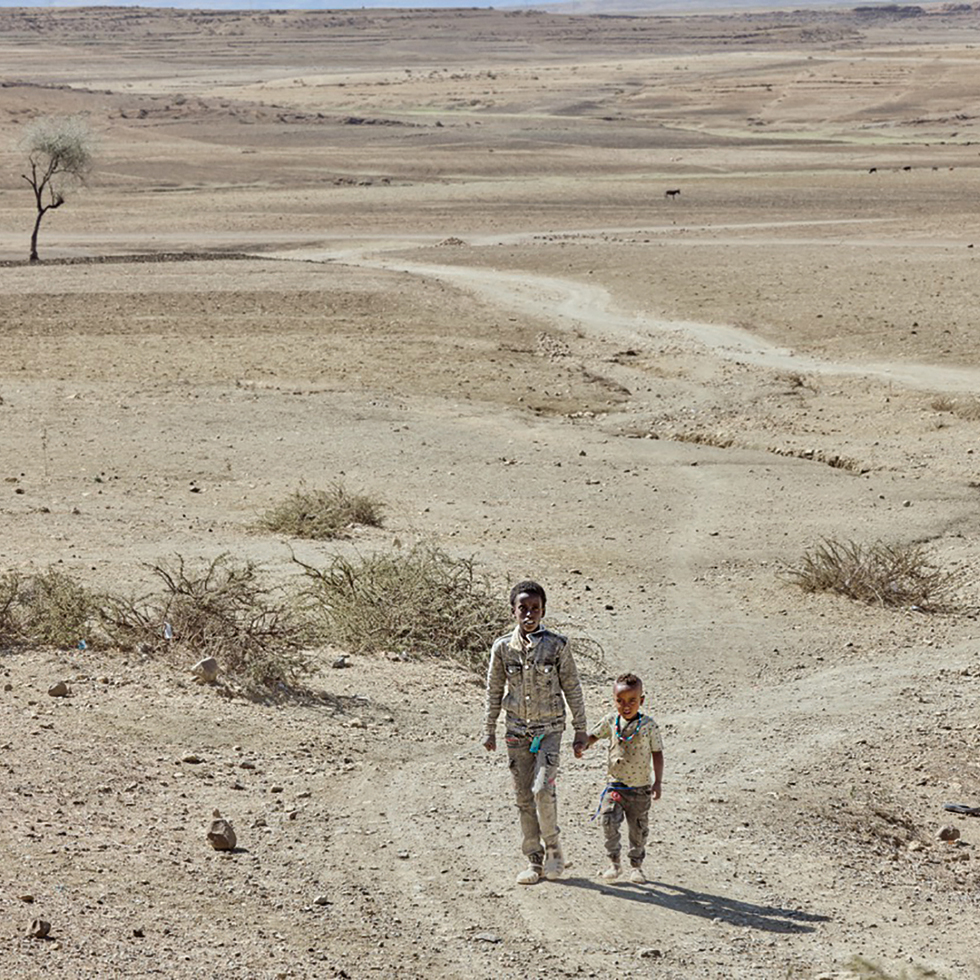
484;625;587;738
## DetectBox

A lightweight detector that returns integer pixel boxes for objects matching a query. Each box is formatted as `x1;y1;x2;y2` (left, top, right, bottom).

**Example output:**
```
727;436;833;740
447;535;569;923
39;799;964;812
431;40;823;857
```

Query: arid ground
2;5;980;978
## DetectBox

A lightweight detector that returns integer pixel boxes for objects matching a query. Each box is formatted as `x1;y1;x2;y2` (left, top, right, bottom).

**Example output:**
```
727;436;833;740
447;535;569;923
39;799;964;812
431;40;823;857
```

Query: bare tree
20;116;93;263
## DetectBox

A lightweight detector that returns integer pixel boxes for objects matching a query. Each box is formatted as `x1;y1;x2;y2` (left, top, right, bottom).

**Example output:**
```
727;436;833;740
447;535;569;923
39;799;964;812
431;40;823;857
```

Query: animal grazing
868;167;877;173
664;188;681;199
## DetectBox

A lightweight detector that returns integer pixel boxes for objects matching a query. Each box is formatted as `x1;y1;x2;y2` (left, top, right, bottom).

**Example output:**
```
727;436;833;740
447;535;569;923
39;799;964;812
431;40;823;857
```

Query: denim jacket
484;626;588;738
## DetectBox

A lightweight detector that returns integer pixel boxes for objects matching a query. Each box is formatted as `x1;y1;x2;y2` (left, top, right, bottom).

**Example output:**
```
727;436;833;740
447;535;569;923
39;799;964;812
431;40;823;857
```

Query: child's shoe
543;842;565;880
627;866;646;884
600;862;621;881
516;863;542;886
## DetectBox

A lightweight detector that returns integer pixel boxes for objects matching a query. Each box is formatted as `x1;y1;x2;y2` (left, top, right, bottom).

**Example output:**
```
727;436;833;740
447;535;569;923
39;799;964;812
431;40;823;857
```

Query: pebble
182;753;203;764
638;948;663;959
472;932;501;944
331;656;350;669
27;918;51;939
937;825;961;841
313;895;331;906
48;681;70;698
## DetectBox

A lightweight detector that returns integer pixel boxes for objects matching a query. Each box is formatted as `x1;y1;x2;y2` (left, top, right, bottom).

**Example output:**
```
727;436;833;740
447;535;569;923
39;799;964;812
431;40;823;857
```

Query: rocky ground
2;6;980;978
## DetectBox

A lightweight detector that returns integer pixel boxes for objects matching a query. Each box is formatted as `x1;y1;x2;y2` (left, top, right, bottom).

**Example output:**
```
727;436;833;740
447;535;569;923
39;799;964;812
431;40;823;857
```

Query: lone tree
20;115;93;263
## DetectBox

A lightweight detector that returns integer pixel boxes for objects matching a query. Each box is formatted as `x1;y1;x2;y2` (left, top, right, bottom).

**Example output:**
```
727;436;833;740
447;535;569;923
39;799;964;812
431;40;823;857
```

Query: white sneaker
543;843;564;880
600;863;621;881
516;864;541;886
627;866;646;884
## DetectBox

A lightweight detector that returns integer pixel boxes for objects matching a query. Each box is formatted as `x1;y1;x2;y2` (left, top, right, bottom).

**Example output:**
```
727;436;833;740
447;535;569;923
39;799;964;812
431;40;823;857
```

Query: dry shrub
100;554;313;690
295;545;506;671
846;955;945;979
0;569;94;648
930;395;980;420
784;538;962;611
256;483;383;540
673;430;737;449
296;546;605;676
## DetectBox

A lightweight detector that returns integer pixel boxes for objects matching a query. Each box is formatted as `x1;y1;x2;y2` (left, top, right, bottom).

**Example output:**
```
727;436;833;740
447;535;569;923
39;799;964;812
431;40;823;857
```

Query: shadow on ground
561;877;829;933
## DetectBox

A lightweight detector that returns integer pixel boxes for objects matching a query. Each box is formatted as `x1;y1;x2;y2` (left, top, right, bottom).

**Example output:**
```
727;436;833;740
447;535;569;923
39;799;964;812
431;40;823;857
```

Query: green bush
0;568;94;648
296;545;508;671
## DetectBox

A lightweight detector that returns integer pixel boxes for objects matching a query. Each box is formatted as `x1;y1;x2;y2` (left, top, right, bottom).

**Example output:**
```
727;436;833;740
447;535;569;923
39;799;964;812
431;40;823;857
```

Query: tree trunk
29;206;46;263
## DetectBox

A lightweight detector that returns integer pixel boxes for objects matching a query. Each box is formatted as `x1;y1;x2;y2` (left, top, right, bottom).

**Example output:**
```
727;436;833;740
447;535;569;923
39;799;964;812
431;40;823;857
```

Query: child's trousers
599;783;651;868
506;731;562;866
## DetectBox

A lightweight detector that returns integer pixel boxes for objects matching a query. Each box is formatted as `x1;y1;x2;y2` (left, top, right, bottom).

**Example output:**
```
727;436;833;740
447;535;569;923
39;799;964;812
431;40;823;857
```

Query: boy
584;672;663;884
484;580;588;885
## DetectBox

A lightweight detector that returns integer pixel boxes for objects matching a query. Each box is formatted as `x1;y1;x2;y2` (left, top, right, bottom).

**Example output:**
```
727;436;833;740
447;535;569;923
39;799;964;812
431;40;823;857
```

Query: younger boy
484;580;588;885
584;672;663;884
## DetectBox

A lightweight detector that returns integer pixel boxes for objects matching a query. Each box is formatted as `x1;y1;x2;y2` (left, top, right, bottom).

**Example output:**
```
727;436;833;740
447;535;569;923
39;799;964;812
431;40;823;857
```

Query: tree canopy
21;115;94;263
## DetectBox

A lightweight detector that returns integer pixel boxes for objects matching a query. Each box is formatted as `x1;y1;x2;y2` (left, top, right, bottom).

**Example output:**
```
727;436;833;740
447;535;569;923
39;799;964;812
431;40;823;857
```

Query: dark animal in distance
868;167;877;173
664;188;681;199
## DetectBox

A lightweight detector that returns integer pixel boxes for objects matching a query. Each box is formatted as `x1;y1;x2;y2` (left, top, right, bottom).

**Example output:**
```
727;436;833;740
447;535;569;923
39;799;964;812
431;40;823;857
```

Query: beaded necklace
615;713;644;743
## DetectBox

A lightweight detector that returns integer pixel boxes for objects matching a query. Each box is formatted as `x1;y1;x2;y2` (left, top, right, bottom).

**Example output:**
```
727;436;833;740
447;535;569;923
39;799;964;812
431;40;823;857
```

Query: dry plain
2;5;980;979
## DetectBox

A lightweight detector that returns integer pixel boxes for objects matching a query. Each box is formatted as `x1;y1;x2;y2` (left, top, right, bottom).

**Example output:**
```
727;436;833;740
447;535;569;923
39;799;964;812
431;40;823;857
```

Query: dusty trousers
506;730;562;866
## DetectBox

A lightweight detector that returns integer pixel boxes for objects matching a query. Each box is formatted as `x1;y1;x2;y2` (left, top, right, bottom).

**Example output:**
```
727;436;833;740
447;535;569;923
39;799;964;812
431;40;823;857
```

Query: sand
2;5;980;978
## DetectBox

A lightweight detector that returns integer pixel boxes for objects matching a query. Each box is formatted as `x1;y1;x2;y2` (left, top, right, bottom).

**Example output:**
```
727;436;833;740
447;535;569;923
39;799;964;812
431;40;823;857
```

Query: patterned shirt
590;710;664;787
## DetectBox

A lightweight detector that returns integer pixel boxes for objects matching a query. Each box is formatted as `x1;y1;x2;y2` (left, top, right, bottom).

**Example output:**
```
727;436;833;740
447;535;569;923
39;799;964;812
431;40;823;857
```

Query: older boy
484;580;588;885
584;672;663;884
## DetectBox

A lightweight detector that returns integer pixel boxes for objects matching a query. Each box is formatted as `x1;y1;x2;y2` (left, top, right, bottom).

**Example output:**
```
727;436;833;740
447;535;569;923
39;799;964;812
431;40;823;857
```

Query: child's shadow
560;877;829;934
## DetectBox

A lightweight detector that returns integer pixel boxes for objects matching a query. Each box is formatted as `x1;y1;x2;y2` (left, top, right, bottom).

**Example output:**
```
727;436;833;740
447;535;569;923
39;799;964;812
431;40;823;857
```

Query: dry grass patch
783;538;962;611
930;395;980;421
100;554;314;690
255;482;383;540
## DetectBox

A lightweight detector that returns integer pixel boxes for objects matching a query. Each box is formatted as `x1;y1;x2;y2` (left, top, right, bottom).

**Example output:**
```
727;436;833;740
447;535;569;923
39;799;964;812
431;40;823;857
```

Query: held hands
572;731;588;759
483;733;496;752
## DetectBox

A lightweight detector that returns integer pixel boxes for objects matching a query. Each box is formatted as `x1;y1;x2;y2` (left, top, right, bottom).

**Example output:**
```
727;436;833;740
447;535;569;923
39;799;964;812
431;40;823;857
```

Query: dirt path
269;239;980;396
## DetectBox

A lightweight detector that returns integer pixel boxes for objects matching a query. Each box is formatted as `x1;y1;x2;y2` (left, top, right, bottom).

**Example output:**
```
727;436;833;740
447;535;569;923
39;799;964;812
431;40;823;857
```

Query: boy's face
614;682;644;721
513;591;545;636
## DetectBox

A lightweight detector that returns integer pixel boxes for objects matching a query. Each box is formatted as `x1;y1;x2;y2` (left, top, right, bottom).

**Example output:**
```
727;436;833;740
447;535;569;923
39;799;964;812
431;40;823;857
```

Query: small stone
313;895;331;906
191;657;219;684
348;717;367;729
472;932;501;944
331;656;349;669
4;682;12;692
47;681;70;698
133;927;145;938
208;816;237;851
270;785;284;793
938;825;961;841
182;753;203;764
908;840;925;852
19;894;34;903
396;850;410;860
27;919;51;939
638;948;663;959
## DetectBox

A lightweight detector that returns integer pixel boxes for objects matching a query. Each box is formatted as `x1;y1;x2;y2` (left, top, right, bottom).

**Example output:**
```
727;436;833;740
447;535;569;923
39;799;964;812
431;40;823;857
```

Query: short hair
614;672;643;692
510;580;546;609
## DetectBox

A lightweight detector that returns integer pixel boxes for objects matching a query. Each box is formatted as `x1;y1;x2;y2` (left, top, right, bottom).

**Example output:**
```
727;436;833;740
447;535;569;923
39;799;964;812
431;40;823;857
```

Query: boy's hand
483;733;496;752
572;731;588;759
651;780;662;800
